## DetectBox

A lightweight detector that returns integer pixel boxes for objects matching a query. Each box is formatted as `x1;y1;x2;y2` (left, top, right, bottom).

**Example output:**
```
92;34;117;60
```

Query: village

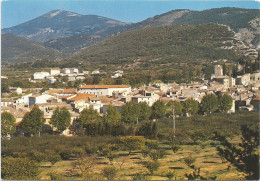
1;64;260;136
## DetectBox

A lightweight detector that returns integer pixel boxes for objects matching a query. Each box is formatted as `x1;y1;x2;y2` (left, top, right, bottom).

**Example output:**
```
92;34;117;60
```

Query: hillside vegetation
2;34;62;62
70;24;240;64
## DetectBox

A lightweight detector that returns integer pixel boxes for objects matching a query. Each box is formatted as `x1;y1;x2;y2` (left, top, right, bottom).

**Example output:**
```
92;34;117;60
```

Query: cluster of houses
2;65;260;136
32;68;124;83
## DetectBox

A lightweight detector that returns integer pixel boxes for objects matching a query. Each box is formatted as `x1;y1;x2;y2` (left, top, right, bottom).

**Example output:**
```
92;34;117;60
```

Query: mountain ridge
2;10;129;42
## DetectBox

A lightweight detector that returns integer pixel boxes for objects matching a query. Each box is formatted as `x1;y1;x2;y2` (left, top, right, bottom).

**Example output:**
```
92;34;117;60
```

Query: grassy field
37;138;245;180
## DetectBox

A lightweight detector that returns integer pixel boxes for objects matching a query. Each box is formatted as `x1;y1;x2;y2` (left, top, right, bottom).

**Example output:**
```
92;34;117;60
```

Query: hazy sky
2;0;260;29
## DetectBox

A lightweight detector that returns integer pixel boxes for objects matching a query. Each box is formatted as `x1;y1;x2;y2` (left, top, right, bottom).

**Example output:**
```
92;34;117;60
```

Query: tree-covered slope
2;34;62;62
70;24;241;64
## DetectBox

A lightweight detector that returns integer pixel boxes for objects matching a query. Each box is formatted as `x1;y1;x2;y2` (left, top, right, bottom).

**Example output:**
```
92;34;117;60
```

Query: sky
1;0;260;29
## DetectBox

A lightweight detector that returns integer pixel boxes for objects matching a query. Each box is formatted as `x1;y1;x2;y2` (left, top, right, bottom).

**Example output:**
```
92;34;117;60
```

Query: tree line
2;93;233;137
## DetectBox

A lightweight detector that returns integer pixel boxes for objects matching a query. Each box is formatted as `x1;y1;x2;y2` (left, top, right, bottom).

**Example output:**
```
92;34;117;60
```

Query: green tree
200;94;218;114
1;112;16;136
121;101;140;124
138;102;152;121
79;108;100;136
183;98;199;116
103;105;121;125
20;106;44;136
151;100;167;120
218;94;233;112
214;125;259;180
167;100;183;117
2;157;40;180
51;107;71;132
1;79;9;93
119;136;145;155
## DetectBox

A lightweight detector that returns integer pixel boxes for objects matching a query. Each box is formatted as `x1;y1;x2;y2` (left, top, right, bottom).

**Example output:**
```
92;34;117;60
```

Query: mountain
1;34;62;62
121;7;260;48
2;10;129;42
45;8;260;55
70;24;241;67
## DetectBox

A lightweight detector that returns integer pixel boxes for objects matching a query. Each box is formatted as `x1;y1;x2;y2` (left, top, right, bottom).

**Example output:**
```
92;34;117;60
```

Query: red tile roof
80;85;130;89
68;93;96;101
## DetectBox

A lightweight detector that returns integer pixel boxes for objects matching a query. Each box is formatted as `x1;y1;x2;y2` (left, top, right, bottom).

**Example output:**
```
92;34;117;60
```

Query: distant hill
45;8;260;55
70;24;241;66
2;10;129;42
44;34;104;55
1;34;62;62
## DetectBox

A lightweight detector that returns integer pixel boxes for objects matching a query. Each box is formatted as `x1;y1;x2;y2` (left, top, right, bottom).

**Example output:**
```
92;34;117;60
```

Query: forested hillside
2;34;62;62
70;24;241;64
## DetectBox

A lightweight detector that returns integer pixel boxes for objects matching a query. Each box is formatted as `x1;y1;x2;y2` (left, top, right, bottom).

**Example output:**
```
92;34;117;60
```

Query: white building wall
34;72;50;80
50;69;60;75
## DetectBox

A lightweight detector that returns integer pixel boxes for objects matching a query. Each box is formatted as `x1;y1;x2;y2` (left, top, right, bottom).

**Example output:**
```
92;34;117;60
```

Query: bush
145;139;159;149
164;170;175;180
132;173;148;180
171;143;181;153
149;149;167;161
12;152;28;158
45;150;61;166
103;166;117;180
30;150;46;162
59;149;72;160
184;154;196;168
71;147;85;157
2;157;40;180
48;172;65;180
145;161;160;174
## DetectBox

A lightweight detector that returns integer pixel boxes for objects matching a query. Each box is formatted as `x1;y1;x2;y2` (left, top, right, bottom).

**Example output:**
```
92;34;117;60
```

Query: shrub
145;161;160;174
145;139;159;149
103;166;117;180
48;172;65;180
45;150;61;166
171;143;181;153
149;149;167;161
71;147;85;157
164;170;175;180
12;152;28;158
2;157;40;180
30;150;46;162
132;173;148;180
59;149;72;160
184;154;196;168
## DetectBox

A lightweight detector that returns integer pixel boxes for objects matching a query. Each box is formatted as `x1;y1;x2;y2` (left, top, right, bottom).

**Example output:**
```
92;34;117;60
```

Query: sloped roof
68;93;96;101
80;85;130;89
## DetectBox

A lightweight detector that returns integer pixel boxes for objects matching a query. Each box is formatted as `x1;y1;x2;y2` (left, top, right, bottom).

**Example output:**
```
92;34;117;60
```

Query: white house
10;87;23;94
50;68;60;76
34;72;50;80
29;94;57;107
1;98;14;107
132;92;160;106
15;93;34;104
62;68;79;74
79;85;131;96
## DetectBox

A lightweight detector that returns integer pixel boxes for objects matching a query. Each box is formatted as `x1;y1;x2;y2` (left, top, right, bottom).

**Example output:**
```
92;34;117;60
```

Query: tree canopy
51;107;71;132
200;94;218;114
183;98;199;116
1;112;16;136
218;94;233;112
20;106;44;136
